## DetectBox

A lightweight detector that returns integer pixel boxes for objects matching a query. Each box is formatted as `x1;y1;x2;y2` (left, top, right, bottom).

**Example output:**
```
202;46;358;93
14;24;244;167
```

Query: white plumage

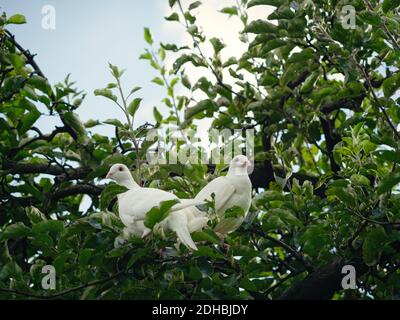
188;155;252;234
106;163;206;250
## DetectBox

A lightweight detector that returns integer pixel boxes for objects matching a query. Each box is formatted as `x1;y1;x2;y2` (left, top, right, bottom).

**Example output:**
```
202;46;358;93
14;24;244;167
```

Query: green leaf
189;1;202;10
9;53;26;71
240;278;257;291
244;19;278;34
7;14;26;24
184;99;218;121
144;199;179;229
247;0;281;8
169;0;178;7
128;98;142;117
108;246;131;258
220;7;238;15
27;75;52;95
62;112;88;144
191;229;220;244
152;77;164;86
100;184;129;211
374;150;400;163
144;27;153;45
84;119;100;128
300;71;319;93
129;86;142;95
300;225;330;254
107;83;118;89
32;220;64;235
326;186;356;206
173;53;206;71
153;107;163;123
210;37;225;54
25;206;47;224
103;118;125;128
382;74;400;98
382;0;400;12
94;88;118;102
270;208;303;227
19;107;41;135
377;174;400;195
350;174;370;186
108;63;122;79
193;246;224;259
3;223;31;240
262;39;287;54
127;248;150;268
165;13;180;22
224;206;245;219
79;248;94;268
359;11;381;26
287;48;315;64
362;227;389;266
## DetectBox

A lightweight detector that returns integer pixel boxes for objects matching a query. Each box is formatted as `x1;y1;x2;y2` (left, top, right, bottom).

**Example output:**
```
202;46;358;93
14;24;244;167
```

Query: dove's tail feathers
168;212;198;251
171;199;205;212
188;217;209;233
176;227;198;250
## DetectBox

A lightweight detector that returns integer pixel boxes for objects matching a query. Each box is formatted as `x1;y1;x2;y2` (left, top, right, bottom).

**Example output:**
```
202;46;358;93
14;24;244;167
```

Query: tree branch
0;270;125;299
8;126;68;157
2;161;92;180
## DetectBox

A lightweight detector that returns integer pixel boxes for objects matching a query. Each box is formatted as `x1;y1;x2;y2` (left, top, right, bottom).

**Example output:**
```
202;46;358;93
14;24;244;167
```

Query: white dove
188;155;252;235
106;163;207;250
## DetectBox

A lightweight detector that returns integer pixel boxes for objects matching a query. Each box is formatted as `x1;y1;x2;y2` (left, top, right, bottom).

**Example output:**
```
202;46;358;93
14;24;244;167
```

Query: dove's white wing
118;188;177;225
183;207;208;233
195;176;236;214
188;215;209;233
167;211;198;250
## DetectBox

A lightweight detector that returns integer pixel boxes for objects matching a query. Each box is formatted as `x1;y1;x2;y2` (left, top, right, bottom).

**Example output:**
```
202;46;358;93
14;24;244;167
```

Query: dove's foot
215;231;225;240
159;248;165;255
215;232;230;252
221;242;230;252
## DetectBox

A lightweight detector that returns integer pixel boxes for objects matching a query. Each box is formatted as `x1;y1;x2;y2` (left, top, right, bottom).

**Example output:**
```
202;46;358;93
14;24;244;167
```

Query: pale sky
2;0;272;138
0;1;272;212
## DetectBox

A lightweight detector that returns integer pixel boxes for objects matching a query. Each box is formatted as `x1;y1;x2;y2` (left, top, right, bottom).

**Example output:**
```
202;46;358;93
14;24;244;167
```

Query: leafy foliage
1;0;400;300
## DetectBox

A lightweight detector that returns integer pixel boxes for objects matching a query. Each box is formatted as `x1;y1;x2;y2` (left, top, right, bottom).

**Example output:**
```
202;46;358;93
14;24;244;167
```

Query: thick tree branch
50;184;103;201
277;257;369;300
319;116;340;173
8;126;68;157
2;161;92;180
320;94;366;114
4;30;47;80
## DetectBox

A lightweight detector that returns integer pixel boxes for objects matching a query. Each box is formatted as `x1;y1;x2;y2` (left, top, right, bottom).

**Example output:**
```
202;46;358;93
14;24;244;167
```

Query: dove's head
106;164;137;187
228;155;252;175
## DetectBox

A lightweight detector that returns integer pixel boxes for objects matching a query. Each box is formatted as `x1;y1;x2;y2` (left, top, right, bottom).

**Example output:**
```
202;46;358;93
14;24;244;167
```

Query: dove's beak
106;172;112;179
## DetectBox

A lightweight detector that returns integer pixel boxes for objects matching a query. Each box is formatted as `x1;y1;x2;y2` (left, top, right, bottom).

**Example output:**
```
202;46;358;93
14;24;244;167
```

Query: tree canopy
1;0;400;300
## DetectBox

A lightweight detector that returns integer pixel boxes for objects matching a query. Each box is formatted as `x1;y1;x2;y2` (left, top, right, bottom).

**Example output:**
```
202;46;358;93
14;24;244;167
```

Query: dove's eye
118;167;123;171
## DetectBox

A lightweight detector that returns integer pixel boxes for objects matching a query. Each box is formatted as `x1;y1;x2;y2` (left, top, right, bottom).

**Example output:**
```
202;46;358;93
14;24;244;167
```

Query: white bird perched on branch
188;155;252;235
106;163;207;250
